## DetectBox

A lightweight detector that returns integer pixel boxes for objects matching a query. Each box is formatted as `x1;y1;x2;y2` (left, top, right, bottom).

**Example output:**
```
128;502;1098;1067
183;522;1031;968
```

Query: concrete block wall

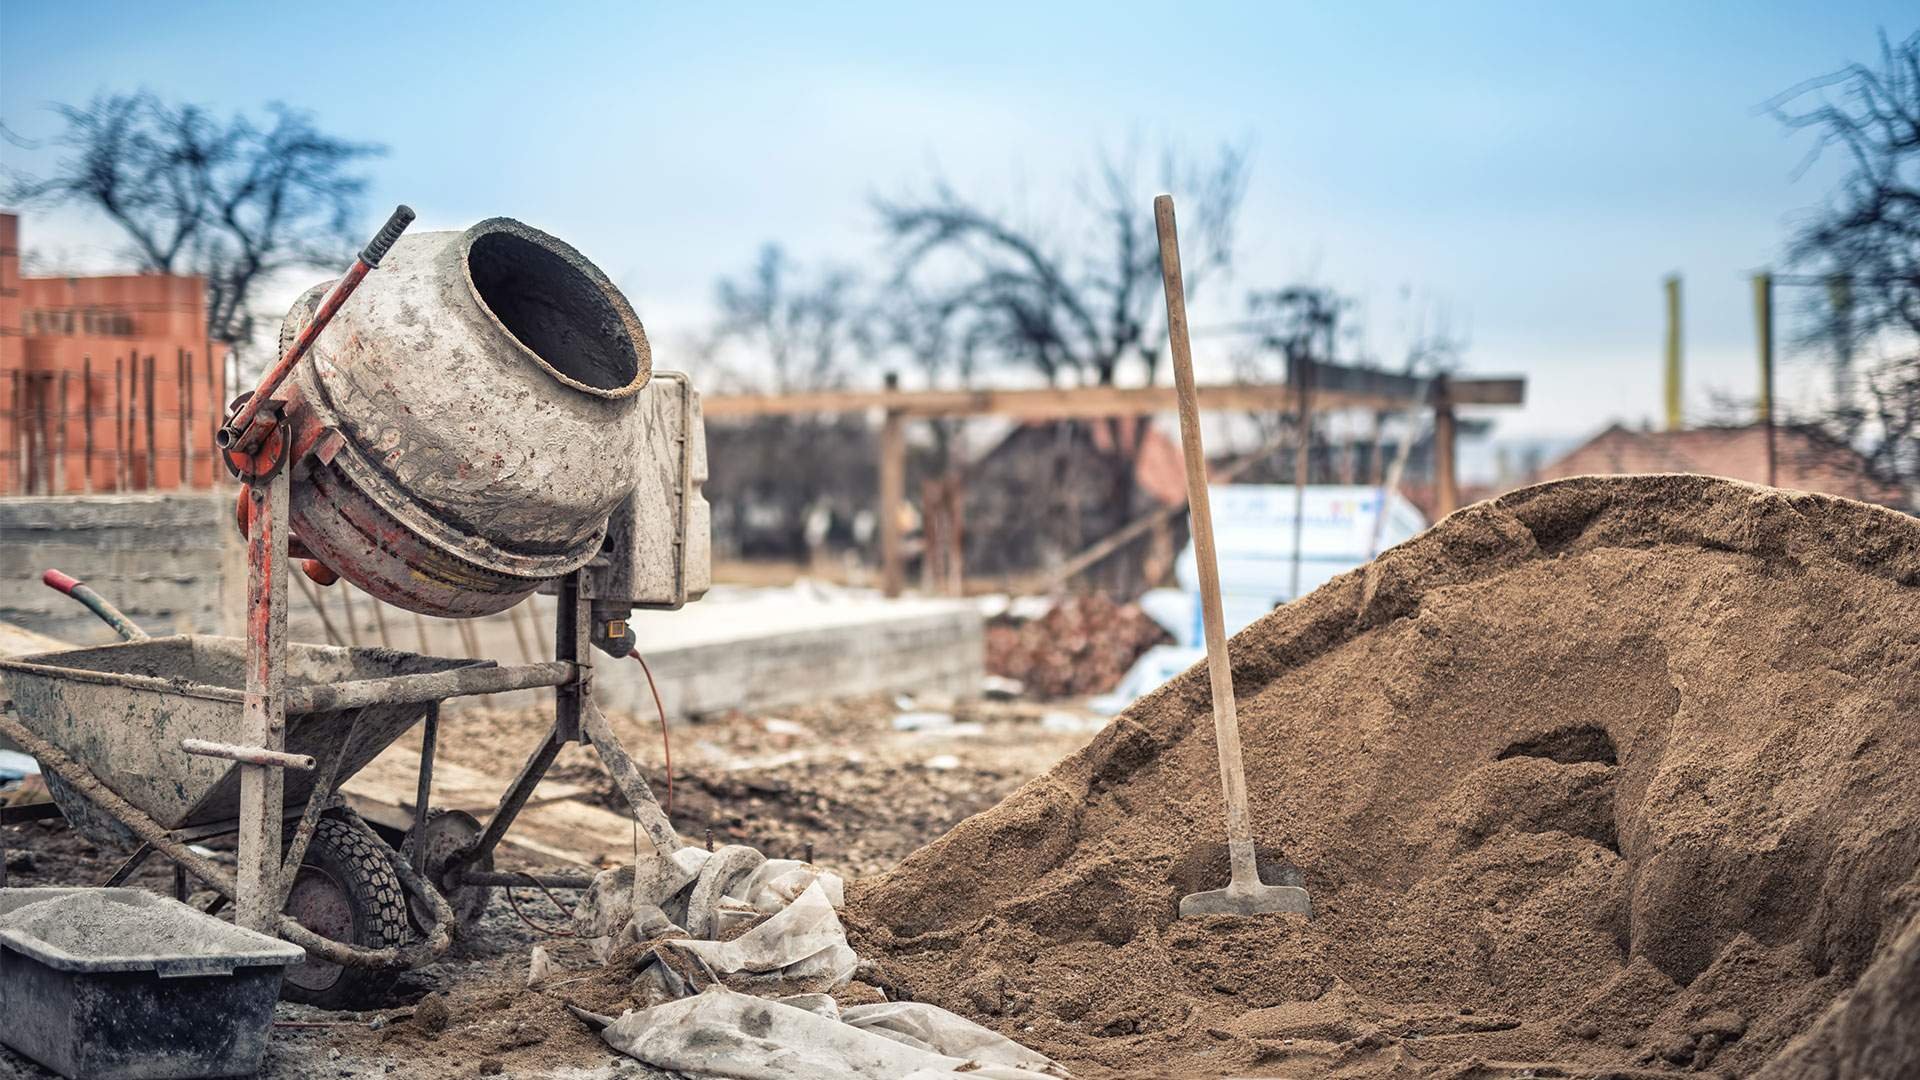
603;603;985;720
1;495;987;725
0;492;236;644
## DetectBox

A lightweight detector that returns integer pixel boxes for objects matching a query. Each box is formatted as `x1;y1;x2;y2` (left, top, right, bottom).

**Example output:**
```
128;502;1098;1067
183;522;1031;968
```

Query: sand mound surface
847;475;1920;1078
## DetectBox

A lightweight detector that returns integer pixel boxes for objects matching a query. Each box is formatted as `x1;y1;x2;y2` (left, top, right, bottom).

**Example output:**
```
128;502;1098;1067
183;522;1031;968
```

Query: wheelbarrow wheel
281;814;409;1009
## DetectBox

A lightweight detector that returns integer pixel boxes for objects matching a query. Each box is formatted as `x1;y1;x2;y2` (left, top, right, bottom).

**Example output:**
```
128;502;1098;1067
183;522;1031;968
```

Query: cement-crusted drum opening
467;230;644;396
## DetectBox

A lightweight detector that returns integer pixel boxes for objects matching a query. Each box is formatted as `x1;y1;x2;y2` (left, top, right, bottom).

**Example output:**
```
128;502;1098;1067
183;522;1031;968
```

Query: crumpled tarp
600;986;1060;1080
578;847;1062;1077
647;880;859;996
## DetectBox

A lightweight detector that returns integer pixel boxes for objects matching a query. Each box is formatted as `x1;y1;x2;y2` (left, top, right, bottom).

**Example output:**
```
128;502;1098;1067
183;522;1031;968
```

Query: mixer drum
282;218;651;617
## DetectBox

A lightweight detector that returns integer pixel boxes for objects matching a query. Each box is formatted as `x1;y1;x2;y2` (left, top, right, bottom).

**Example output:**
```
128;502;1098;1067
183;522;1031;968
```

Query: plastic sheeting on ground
578;847;1061;1077
648;880;859;996
600;987;1060;1080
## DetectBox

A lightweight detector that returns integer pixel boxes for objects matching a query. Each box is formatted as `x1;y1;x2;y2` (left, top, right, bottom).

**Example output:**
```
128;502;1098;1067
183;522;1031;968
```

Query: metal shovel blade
1179;878;1313;918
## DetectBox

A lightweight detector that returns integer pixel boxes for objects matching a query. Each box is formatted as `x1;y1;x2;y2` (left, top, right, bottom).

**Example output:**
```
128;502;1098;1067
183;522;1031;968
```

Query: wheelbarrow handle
41;568;149;642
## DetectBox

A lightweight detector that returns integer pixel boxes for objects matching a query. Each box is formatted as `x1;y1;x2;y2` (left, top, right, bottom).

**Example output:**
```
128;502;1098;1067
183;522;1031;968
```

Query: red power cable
628;649;672;815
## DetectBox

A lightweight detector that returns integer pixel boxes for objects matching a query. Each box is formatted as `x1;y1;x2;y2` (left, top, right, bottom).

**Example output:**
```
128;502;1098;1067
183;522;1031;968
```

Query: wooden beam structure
703;377;1524;421
704;373;1524;597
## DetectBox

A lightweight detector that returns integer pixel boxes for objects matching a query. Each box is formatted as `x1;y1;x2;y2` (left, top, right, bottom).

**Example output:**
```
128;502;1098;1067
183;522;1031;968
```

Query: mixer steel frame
221;448;683;962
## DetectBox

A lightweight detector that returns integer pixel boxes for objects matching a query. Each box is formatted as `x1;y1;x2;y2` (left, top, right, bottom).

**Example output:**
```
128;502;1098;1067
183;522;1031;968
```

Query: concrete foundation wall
0;493;236;644
2;495;985;723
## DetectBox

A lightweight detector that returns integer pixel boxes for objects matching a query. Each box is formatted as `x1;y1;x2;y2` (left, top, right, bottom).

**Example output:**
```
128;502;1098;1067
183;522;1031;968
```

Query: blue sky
2;1;1911;439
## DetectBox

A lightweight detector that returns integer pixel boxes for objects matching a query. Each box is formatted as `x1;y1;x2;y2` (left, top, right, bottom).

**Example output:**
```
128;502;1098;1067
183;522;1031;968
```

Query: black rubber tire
280;814;409;1009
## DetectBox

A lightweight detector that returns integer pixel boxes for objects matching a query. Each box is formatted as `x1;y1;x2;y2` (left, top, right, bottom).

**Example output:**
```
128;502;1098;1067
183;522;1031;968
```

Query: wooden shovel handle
1154;195;1255;861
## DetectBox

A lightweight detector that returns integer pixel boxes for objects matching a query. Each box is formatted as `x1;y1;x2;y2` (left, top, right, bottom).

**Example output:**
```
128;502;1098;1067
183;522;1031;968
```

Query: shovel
1154;195;1312;920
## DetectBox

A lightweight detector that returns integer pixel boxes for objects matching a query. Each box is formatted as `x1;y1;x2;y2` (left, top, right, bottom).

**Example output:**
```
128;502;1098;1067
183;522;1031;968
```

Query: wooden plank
704;377;1524;419
1445;377;1526;406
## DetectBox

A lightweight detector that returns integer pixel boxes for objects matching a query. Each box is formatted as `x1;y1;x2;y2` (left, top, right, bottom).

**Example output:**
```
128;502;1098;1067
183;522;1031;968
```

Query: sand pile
847;475;1920;1079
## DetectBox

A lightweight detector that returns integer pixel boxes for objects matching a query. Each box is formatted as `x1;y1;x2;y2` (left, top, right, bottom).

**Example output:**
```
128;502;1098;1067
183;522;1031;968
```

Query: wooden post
1290;353;1313;601
144;355;158;489
878;372;906;599
1433;375;1458;518
82;357;95;493
945;468;965;597
236;466;289;932
1369;410;1386;486
1754;272;1776;488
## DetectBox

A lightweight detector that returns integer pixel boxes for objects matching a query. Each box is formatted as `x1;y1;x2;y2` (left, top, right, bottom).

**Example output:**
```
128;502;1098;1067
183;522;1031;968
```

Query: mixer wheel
280;814;409;1009
403;808;494;935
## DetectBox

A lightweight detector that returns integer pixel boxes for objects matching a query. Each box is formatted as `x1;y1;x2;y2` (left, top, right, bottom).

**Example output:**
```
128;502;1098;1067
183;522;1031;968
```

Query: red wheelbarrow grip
41;567;148;642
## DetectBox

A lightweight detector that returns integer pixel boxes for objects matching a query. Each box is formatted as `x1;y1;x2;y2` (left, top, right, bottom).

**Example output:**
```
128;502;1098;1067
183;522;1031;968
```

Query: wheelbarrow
0;571;680;1009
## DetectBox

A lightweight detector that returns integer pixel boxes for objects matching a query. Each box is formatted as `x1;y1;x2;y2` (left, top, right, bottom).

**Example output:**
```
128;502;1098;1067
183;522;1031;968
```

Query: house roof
1534;423;1910;510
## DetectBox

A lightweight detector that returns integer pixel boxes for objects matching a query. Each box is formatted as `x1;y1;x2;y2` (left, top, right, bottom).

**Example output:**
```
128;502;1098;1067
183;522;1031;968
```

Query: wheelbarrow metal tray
0;635;484;839
0;887;306;1079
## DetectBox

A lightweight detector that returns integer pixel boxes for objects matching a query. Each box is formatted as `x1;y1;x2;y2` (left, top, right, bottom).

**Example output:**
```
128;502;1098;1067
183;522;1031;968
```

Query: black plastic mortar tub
0;887;306;1079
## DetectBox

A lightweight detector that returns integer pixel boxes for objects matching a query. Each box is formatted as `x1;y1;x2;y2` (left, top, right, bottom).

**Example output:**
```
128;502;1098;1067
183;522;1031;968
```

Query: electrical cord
628;649;673;815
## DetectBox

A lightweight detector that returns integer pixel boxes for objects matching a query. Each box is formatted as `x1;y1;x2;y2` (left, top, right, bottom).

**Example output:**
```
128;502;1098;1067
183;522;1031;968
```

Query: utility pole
1753;272;1776;487
1663;274;1684;431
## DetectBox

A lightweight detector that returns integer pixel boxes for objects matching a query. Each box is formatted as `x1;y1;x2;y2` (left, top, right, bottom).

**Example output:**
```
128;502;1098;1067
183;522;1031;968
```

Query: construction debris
561;844;1057;1077
985;593;1170;700
851;475;1920;1079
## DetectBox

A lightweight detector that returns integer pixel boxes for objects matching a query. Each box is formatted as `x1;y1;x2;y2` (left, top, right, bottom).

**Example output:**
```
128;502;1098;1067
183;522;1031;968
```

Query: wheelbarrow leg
236;466;290;932
409;704;439;871
102;841;155;886
582;698;680;854
274;716;358;911
467;720;565;869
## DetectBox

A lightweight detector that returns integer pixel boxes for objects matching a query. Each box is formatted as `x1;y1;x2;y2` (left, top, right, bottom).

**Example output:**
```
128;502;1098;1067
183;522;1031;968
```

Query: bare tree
707;243;862;393
4;92;383;368
1768;30;1920;493
876;142;1248;389
875;143;1249;588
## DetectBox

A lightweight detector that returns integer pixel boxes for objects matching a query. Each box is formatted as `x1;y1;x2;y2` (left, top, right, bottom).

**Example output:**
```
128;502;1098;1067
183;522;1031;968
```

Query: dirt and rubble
849;475;1920;1079
0;694;1101;1079
987;593;1171;700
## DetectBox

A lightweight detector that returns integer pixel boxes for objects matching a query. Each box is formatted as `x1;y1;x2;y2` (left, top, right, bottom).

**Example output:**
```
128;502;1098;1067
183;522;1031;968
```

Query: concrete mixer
0;207;708;1008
